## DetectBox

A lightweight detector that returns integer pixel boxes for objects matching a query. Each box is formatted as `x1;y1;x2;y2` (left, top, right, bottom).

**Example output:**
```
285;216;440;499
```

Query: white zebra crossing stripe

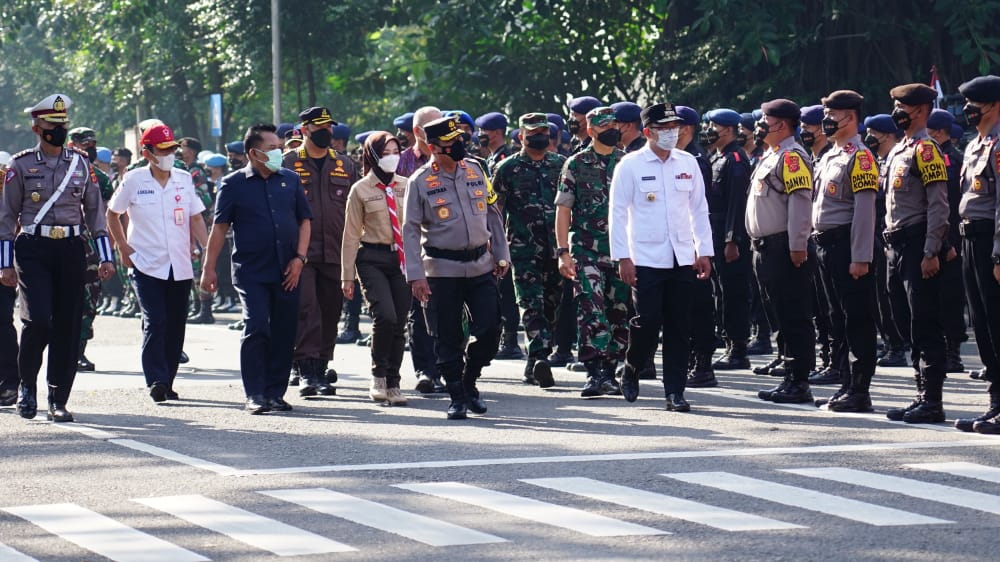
395;481;667;537
0;542;38;562
134;495;355;556
783;467;1000;516
663;472;950;526
905;462;1000;484
1;504;208;562
521;477;803;531
259;488;505;546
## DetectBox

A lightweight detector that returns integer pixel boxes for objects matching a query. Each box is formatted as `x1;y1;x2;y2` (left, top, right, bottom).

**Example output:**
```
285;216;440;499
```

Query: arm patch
915;140;948;185
781;152;812;193
850;151;879;192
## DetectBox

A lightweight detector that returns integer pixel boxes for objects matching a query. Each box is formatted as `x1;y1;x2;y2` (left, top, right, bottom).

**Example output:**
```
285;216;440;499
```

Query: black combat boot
580;361;604;398
753;355;783;376
769;374;814;404
713;340;751;370
532;358;555;388
887;371;925;421
313;359;336;396
599;360;622;395
77;342;96;372
495;333;526;360
522;358;538;385
298;361;319;397
878;346;909;367
828;371;874;413
463;365;487;414
945;341;965;373
955;395;1000;432
444;375;469;420
746;335;773;355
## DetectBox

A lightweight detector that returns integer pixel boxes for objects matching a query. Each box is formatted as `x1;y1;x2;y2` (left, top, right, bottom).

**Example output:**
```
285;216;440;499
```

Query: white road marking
522;477;803;531
905;462;1000;484
784;467;1000;516
1;503;208;562
395;481;666;537
0;542;38;562
57;423;118;439
664;472;950;526
259;488;505;546
109;438;240;476
134;495;355;556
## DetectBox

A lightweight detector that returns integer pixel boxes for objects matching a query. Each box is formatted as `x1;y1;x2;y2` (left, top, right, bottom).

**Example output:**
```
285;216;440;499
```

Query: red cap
141;124;180;150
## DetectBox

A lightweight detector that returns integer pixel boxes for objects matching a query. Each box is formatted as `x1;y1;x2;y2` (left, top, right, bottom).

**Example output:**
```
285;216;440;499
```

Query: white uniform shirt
108;167;205;280
609;145;713;268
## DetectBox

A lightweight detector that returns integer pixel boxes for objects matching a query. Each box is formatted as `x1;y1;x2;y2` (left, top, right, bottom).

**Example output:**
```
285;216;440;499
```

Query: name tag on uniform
174;208;185;226
641;176;656;181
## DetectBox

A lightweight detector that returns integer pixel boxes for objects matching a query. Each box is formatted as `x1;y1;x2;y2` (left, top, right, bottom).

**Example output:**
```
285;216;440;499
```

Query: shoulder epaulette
11;148;34;160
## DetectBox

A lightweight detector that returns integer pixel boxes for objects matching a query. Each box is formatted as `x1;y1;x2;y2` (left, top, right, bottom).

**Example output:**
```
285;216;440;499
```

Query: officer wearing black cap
747;99;817;404
568;96;603;153
402;115;510;419
955;75;1000;433
809;90;880;412
883;83;951;424
1;94;116;421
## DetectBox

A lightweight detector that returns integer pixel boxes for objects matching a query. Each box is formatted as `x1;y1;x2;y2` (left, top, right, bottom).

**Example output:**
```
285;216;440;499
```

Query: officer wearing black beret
955;75;1000;433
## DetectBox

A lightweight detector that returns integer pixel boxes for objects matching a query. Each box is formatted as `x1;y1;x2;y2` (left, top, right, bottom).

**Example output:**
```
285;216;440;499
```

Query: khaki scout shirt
958;122;1000;257
282;147;359;264
341;172;409;281
402;158;509;280
812;134;879;262
745;136;813;252
883;129;949;255
0;145;108;242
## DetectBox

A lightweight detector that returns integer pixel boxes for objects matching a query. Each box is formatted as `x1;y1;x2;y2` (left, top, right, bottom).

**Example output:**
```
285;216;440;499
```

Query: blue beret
275;123;295;139
444;110;475;128
569;96;603;114
510;128;520;141
927;108;955;131
864;114;901;135
475;112;508;131
675;105;700;127
951;123;964;140
959;75;1000;103
332;124;351;140
95;147;112;163
354;130;378;145
706;108;742;128
548;123;559;139
611;102;641;123
561;129;571;143
225;141;245;154
740;113;757;130
205;153;227;167
546;113;566;131
393;112;414;131
799;105;824;125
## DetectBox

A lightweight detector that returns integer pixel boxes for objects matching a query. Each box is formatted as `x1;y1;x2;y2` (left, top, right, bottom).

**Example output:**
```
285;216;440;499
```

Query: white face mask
378;154;400;174
654;128;679;151
153;153;175;171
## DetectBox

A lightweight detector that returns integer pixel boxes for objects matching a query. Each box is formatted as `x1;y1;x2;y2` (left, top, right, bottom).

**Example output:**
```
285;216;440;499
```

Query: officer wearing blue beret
393;112;415;149
474;112;512;176
332;124;352;152
799;105;830;161
568;96;604;153
612;102;644;153
226;141;247;170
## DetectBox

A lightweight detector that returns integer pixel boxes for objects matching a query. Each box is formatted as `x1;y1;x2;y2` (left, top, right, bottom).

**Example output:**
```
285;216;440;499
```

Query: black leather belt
425;244;487;262
810;224;851;246
883;222;926;246
750;231;788;251
959;219;994;238
361;242;394;251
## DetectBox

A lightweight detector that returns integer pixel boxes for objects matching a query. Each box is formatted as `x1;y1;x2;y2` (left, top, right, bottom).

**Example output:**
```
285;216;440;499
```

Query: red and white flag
929;65;945;109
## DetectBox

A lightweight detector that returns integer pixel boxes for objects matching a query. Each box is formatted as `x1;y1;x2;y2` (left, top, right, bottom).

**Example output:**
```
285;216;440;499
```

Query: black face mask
701;128;720;146
863;134;880;152
229;157;244;169
737;131;748;145
396;134;410;149
800;130;815;148
41;125;68;147
525;133;550;150
85;147;98;162
821;117;841;138
439;142;466;162
891;108;912;131
309;128;333;149
477;133;490;147
753;120;770;144
964;103;984;127
596;128;622;147
567;119;580;135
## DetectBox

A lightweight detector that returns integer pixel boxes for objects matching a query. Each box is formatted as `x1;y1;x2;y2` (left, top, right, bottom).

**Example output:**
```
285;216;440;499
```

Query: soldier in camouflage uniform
492;113;567;389
555;107;629;398
178;138;215;324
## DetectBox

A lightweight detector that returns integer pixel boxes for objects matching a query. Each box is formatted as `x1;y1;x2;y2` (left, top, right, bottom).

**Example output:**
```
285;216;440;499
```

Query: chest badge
31;191;40;203
893;177;903;189
646;192;656;201
827;182;837;195
437;206;451;220
973;178;983;192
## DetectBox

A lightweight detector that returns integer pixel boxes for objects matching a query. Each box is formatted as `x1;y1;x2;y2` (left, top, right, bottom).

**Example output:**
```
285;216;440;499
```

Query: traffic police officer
810;90;879;412
954;75;1000;433
402;115;511;419
882;83;951;424
0;94;115;422
0;151;17;408
283;106;359;396
747;99;817;404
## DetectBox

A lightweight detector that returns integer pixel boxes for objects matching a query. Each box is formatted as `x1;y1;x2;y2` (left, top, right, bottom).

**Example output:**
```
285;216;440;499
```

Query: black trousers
814;234;878;386
810;240;837;369
962;232;1000;384
940;254;968;345
626;264;696;395
886;237;947;400
874;237;907;349
343;285;362;330
750;272;772;339
499;271;519;342
236;281;299;399
752;236;816;377
217;237;237;300
132;268;191;388
425;273;500;379
692;234;753;352
14;235;86;404
0;285;18;392
554;280;577;354
408;298;438;377
356;247;409;385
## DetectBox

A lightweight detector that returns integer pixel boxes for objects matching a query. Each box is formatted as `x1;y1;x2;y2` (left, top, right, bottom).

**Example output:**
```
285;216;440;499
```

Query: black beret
822;90;864;110
958;75;1000;104
761;99;801;120
889;83;937;106
640;102;683;127
423;116;463;142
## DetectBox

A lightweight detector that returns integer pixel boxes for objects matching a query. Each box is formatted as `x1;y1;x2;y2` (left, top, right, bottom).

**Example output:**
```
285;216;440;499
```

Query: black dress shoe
165;389;180;400
533;359;555;388
621;364;639;403
17;386;37;419
467;396;487;414
245;395;270;414
47;404;74;423
325;369;338;384
446;401;468;420
665;393;691;412
580;376;604;398
178;351;189;364
431;375;447;393
316;381;337;396
149;382;168;403
600;375;622;395
414;372;435;393
267;397;293;412
0;388;17;407
77;355;96;372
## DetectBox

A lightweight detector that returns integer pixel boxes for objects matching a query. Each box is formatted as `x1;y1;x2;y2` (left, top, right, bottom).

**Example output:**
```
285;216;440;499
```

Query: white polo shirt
609;145;714;268
108;167;205;280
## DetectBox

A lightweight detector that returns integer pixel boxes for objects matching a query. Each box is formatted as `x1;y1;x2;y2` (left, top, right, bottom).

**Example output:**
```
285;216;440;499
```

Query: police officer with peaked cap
402;115;510;419
0;94;116;421
882;83;952;424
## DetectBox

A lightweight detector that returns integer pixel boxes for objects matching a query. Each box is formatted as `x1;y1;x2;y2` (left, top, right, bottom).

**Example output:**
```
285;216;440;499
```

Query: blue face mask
255;148;283;171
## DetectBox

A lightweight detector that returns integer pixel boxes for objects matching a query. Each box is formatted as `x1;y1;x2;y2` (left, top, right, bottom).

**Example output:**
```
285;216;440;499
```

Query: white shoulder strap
32;152;80;228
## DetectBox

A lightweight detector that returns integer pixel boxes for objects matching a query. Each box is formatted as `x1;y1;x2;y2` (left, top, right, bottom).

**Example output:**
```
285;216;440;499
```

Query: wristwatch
296;254;308;265
497;259;508;268
556;247;570;258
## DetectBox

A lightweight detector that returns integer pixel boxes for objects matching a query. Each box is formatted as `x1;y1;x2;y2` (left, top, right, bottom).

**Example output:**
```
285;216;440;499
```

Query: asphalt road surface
1;312;998;561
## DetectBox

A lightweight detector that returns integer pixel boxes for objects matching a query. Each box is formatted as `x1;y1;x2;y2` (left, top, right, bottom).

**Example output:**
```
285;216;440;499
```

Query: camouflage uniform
79;166;114;346
186;160;214;311
555;146;629;364
492;150;566;360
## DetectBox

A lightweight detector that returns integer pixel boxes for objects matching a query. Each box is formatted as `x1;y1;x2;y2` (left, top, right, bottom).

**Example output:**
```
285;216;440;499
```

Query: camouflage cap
519;113;549;131
585;106;616;127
